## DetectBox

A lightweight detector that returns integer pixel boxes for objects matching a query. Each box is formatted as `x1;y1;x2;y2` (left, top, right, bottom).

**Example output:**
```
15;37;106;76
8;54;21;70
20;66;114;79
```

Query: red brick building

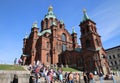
21;6;110;74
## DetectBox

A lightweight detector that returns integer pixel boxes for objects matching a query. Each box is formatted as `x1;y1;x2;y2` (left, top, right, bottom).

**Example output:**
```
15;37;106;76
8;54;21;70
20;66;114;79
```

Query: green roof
22;54;29;56
72;27;76;34
38;29;51;36
44;6;56;19
32;21;38;28
60;20;64;24
52;22;57;26
82;9;90;22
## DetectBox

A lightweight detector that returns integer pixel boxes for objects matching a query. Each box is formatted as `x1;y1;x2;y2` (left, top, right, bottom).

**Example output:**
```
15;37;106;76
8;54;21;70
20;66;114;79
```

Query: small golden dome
48;5;53;11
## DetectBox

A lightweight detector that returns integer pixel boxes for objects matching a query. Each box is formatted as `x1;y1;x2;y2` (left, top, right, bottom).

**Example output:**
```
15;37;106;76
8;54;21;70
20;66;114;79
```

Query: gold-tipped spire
48;5;53;11
83;8;86;13
82;8;90;22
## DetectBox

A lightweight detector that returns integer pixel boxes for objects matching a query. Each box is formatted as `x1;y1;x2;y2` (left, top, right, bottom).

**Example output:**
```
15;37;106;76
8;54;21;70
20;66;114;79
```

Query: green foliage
0;64;25;70
62;67;80;72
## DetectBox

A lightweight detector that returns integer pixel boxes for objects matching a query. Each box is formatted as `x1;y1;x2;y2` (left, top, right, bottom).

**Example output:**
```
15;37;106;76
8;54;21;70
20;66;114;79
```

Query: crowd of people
13;59;117;83
27;61;117;83
14;58;23;65
28;60;81;83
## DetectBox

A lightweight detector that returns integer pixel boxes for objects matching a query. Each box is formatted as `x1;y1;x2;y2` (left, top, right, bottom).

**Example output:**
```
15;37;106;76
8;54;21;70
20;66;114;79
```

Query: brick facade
21;6;110;74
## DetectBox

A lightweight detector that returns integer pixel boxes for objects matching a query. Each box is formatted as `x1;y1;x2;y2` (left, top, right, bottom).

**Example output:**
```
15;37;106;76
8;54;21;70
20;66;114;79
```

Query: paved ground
40;76;120;83
94;76;120;83
91;76;120;83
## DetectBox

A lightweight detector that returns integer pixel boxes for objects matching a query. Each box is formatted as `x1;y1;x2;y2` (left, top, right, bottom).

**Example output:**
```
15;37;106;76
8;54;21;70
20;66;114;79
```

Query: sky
0;0;120;64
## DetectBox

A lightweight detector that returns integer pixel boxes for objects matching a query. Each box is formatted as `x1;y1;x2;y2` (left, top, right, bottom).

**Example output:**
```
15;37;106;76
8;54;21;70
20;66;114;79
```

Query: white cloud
90;1;120;42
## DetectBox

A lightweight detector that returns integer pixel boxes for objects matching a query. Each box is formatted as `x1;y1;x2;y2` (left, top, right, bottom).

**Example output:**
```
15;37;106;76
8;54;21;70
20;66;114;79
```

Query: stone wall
0;70;30;83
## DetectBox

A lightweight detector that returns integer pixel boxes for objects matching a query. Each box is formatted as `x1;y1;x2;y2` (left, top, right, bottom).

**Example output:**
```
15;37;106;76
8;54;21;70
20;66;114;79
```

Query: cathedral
21;6;110;74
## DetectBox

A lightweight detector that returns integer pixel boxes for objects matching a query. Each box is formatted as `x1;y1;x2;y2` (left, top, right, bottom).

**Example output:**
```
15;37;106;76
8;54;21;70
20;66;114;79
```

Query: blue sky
0;0;120;64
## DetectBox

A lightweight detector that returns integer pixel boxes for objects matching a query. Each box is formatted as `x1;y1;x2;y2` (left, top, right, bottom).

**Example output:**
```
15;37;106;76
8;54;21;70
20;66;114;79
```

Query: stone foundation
0;70;30;83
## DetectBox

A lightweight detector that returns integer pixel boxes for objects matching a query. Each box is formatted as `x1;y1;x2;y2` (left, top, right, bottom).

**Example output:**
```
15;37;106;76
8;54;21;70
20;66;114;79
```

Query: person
18;58;22;65
13;74;18;83
53;71;57;82
37;75;41;83
14;58;17;65
89;72;94;83
64;72;69;83
75;73;80;83
99;72;104;83
32;76;37;83
59;73;63;82
46;71;52;83
68;72;74;83
36;60;40;66
83;72;88;83
29;76;34;83
112;73;116;83
86;72;90;83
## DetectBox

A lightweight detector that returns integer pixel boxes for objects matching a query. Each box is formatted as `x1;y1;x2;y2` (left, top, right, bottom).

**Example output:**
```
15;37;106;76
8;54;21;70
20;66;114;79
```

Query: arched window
86;39;91;48
62;33;66;41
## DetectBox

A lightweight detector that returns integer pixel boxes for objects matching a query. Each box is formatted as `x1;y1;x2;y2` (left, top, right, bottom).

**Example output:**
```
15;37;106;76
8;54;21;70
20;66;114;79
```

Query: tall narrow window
82;29;85;35
114;61;117;65
109;56;112;59
50;20;53;26
111;62;113;66
113;55;116;59
95;39;99;46
86;39;91;48
46;54;49;62
62;33;66;41
117;54;120;58
62;44;66;52
86;25;89;32
46;20;48;28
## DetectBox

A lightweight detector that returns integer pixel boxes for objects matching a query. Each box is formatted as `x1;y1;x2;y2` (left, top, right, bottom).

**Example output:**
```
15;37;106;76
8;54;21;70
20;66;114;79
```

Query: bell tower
71;27;78;49
80;9;102;51
79;9;110;74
